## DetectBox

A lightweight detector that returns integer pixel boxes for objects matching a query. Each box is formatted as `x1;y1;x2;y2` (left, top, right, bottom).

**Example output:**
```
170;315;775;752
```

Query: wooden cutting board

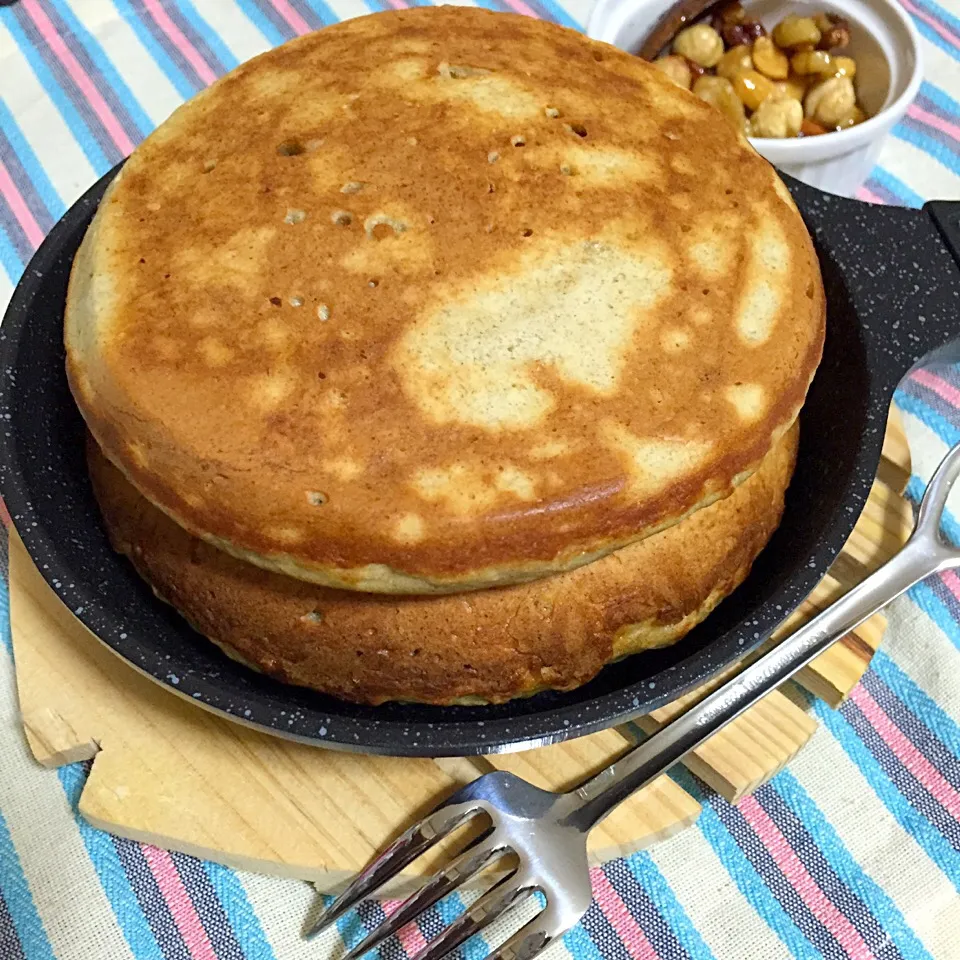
8;414;913;893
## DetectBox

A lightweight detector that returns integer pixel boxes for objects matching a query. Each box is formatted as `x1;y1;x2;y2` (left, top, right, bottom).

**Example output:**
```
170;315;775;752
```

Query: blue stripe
167;0;239;73
563;911;609;960
433;892;489;960
909;579;960;651
811;695;960;893
530;0;583;30
199;861;278;960
870;165;925;209
893;123;960;176
904;474;960;545
0;809;56;960
110;0;199;101
0;570;11;657
230;0;289;47
869;651;960;781
911;0;960;36
920;80;960;121
56;764;167;960
900;380;960;434
0;9;111;172
298;0;340;24
770;770;931;960
895;390;960;446
0;222;25;286
579;896;636;960
908;15;960;67
45;0;153;140
0;890;28;960
0;100;62;221
668;769;818;959
621;854;715;960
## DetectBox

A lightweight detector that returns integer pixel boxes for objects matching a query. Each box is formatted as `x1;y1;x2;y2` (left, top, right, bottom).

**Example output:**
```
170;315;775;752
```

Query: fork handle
560;488;958;832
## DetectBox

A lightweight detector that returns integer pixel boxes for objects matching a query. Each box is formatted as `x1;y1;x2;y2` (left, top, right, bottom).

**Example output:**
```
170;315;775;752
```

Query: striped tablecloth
2;1;960;958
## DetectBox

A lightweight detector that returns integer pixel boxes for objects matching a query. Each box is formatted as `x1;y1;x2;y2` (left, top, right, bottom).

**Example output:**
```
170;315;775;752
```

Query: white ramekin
586;0;923;197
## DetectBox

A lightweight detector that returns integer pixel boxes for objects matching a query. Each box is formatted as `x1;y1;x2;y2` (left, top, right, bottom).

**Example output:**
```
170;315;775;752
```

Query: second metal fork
307;440;960;960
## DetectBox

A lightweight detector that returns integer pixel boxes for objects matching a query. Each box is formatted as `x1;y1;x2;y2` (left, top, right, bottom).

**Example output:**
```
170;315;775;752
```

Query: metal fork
306;440;960;960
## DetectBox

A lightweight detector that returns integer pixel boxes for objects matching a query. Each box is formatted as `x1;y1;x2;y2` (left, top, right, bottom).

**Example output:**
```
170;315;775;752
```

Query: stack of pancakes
65;7;825;706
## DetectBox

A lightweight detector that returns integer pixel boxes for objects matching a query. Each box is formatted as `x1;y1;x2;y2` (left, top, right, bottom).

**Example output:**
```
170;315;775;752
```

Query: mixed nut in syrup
652;3;868;138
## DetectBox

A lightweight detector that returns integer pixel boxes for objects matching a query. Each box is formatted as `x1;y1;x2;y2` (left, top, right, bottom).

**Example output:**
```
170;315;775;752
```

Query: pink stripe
941;569;960;606
381;899;428;957
856;185;886;205
900;0;960;51
738;797;872;958
21;0;134;155
142;0;217;87
497;0;542;18
381;0;409;9
0;159;44;249
909;103;960;142
851;684;960;818
268;0;312;36
591;869;659;960
142;846;218;960
911;368;960;408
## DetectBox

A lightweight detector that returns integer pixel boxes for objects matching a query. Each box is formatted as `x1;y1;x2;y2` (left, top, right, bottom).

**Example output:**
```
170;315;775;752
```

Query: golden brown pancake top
66;7;824;593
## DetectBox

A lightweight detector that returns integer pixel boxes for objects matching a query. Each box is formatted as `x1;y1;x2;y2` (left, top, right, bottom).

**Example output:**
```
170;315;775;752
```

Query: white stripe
917;29;960;100
557;0;594;29
0;275;14;315
72;0;183;129
194;0;273;65
648;820;792;960
322;0;370;26
0;39;99;207
877;134;960;202
897;409;958;494
0;652;136;960
790;723;960;958
884;595;960;730
239;871;331;959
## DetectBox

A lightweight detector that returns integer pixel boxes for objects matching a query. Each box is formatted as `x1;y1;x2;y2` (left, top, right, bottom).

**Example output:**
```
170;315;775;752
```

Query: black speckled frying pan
1;167;959;756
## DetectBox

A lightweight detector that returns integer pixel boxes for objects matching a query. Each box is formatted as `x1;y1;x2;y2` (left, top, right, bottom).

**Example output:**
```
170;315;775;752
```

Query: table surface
2;1;960;958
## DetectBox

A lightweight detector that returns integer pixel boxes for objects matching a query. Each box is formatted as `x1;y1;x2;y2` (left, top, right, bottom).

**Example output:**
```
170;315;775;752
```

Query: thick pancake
66;7;824;595
88;421;798;706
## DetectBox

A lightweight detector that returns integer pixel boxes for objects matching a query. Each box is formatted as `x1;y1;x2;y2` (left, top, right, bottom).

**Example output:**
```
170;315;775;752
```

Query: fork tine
341;839;511;960
408;880;534;960
487;914;559;960
305;804;483;940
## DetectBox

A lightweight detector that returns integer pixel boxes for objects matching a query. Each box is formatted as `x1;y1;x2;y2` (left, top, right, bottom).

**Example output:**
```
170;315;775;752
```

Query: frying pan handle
784;175;960;396
927;201;960;272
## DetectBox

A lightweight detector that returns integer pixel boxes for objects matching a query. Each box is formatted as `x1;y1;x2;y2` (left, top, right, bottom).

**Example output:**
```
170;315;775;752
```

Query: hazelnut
711;1;745;32
749;97;803;137
791;49;834;75
673;23;725;68
804;75;856;126
819;17;851;49
835;105;867;128
722;19;766;47
774;73;810;101
752;36;790;79
692;75;747;131
831;55;857;78
653;55;693;89
772;15;822;50
716;44;753;81
731;68;778;111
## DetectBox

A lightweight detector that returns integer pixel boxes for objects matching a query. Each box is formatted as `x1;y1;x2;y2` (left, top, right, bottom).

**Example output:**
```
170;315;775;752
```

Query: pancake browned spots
65;7;824;594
